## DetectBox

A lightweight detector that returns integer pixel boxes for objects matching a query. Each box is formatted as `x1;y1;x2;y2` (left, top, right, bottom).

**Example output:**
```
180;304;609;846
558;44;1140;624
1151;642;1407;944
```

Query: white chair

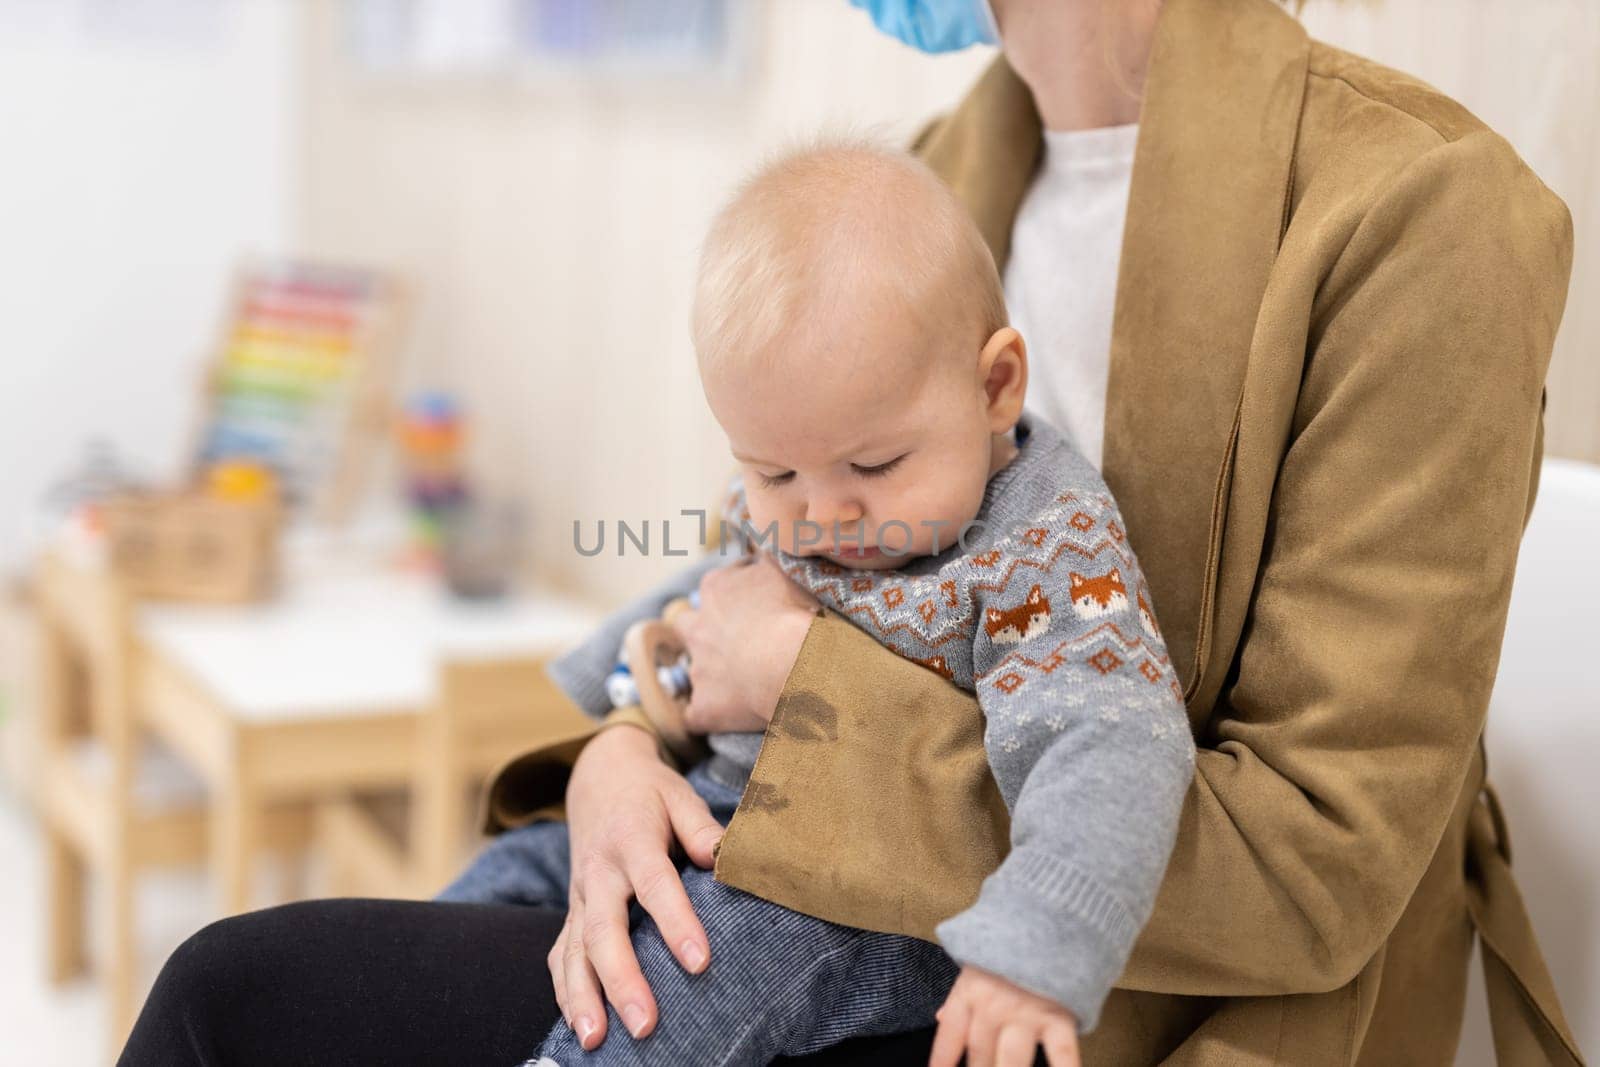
1458;458;1600;1064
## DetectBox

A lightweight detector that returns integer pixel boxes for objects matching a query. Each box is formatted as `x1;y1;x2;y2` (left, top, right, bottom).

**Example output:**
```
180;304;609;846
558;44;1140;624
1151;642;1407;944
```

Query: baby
440;140;1196;1065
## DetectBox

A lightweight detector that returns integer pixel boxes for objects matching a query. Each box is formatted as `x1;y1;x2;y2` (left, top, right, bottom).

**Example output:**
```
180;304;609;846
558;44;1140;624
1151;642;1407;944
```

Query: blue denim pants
437;757;959;1066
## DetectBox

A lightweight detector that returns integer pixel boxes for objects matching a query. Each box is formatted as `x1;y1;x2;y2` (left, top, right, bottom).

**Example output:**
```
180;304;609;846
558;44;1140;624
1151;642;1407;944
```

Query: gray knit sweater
547;414;1195;1031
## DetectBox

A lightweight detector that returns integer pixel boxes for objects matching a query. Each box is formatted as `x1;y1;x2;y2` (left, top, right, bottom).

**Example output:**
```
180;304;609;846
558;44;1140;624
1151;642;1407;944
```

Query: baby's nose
806;497;865;528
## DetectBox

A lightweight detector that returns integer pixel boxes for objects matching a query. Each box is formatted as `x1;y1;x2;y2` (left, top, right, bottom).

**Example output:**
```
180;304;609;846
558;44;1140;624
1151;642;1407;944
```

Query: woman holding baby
122;1;1578;1065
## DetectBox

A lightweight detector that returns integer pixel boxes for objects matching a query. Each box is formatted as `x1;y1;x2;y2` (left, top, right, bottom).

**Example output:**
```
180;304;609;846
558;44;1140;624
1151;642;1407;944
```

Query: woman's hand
929;965;1081;1067
674;553;819;734
549;723;725;1051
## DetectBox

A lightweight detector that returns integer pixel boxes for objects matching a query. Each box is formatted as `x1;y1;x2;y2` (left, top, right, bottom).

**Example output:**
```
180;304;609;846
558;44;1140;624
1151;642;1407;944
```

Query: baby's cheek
872;490;920;545
906;493;979;554
945;477;989;524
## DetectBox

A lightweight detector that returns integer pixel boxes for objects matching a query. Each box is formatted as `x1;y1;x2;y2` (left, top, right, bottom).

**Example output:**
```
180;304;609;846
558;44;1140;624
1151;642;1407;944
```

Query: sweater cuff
546;642;615;719
934;846;1139;1034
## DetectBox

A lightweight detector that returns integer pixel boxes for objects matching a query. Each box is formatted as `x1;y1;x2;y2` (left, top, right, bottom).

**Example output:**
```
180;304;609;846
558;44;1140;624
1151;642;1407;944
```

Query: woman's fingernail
622;1002;648;1037
682;940;706;971
577;1015;596;1043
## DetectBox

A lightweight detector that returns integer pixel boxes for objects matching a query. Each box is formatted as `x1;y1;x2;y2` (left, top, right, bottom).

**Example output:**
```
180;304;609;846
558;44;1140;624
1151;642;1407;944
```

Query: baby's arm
934;526;1196;1034
547;549;735;720
551;473;759;723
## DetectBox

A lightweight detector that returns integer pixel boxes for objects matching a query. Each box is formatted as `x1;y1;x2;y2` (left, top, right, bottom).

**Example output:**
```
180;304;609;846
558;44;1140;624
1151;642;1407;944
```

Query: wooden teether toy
605;595;708;766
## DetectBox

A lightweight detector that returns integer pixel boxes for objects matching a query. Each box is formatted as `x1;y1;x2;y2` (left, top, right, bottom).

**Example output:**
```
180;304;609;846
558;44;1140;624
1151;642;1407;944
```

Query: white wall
297;0;995;604
0;0;298;580
1299;0;1600;465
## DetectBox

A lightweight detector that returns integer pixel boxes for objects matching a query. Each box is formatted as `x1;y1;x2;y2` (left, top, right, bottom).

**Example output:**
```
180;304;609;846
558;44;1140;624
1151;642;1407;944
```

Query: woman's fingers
663;775;725;870
559;899;606;1050
620;840;711;975
579;858;659;1040
548;909;573;1023
559;726;715;1044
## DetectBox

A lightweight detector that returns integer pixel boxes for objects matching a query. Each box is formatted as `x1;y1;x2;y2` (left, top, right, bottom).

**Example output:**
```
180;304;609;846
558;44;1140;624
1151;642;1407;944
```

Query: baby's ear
978;327;1028;432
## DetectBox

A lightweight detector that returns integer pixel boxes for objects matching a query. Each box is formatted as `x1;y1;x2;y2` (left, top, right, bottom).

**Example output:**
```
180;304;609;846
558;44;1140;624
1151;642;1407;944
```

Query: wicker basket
102;492;280;603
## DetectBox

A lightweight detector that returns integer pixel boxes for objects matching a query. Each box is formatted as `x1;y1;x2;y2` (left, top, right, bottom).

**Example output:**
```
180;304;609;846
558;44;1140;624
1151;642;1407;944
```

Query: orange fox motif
1068;568;1128;619
984;584;1052;645
1137;587;1161;637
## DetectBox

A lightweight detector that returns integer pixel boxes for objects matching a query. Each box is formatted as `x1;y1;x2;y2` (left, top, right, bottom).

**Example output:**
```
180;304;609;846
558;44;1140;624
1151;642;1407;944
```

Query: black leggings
118;898;936;1066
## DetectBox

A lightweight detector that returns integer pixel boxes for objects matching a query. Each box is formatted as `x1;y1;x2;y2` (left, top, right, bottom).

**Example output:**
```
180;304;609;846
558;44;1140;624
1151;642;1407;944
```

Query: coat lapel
1104;0;1307;698
919;0;1308;700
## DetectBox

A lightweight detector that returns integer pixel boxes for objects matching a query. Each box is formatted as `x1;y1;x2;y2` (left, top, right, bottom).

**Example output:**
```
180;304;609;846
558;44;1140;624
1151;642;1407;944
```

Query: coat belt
1465;783;1585;1065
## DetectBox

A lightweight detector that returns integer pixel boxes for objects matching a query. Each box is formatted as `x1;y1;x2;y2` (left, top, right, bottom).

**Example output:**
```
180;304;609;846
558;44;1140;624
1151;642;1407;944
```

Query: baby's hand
929;964;1079;1067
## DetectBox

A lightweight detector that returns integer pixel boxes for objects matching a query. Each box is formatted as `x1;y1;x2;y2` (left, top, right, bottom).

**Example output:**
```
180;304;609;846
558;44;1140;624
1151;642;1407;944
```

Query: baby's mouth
832;544;882;561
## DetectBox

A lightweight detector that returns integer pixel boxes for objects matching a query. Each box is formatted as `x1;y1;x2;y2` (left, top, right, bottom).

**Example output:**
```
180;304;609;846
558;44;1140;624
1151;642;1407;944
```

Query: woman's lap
121;757;939;1064
119;896;936;1066
119;897;566;1066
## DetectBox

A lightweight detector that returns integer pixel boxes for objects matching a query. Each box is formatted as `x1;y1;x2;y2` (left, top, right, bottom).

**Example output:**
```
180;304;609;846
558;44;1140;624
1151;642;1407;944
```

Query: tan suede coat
483;0;1581;1061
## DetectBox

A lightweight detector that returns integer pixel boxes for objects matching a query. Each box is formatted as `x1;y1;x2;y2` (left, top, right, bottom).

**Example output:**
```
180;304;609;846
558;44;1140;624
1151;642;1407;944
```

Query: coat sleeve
771;131;1573;994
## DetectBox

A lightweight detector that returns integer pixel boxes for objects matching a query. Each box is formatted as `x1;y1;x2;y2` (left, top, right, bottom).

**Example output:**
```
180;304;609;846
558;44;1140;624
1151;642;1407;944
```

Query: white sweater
1003;122;1138;472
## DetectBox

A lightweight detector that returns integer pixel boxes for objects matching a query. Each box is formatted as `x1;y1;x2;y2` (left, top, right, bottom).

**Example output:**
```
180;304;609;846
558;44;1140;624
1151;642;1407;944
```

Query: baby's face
704;313;1010;570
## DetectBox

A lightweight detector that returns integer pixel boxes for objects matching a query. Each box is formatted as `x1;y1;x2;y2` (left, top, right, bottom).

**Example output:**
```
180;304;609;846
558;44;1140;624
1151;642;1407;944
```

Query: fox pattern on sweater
717;419;1192;783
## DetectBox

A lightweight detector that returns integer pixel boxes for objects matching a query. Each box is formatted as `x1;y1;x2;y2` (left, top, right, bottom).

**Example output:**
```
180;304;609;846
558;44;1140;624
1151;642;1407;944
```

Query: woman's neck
993;0;1161;131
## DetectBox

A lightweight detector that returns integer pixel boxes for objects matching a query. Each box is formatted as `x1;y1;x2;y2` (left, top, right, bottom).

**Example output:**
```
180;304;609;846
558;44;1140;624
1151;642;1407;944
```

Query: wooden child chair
318;655;592;900
33;552;311;1049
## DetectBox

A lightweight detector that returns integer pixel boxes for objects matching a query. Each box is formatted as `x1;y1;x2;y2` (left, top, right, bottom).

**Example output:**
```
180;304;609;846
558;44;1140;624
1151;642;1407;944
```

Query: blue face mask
848;0;1000;54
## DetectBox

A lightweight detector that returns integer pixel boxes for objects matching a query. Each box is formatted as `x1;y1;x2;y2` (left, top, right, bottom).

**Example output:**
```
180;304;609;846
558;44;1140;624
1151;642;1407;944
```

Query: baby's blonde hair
691;136;1008;380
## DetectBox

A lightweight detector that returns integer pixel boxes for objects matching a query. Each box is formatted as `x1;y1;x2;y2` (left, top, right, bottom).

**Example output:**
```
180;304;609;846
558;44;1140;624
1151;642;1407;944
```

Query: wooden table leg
38;598;90;983
44;828;87;982
272;801;312;901
212;770;259;916
106;834;137;1046
413;702;462;897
